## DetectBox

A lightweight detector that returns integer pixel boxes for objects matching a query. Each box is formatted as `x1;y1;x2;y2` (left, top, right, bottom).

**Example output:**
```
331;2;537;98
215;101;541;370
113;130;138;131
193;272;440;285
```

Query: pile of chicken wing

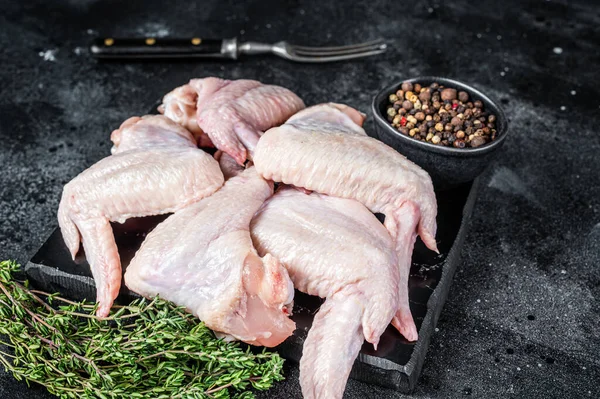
58;77;438;399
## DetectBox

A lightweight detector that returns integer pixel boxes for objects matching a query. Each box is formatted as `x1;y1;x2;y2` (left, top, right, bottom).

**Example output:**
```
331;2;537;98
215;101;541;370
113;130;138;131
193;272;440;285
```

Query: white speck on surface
136;22;170;38
240;29;245;35
299;9;305;15
497;35;502;40
489;167;540;206
476;33;482;38
74;47;83;55
38;83;44;89
266;23;272;29
477;299;481;303
500;71;506;76
560;106;566;111
428;7;433;13
517;367;521;371
474;329;478;333
553;47;563;54
86;28;97;35
538;363;542;367
38;49;57;62
435;34;441;40
504;66;510;71
583;366;587;370
571;90;576;95
435;328;439;332
561;269;567;274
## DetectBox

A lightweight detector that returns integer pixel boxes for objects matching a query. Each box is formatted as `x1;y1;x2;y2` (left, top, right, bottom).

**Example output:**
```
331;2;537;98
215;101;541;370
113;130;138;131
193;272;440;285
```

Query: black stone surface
0;1;599;398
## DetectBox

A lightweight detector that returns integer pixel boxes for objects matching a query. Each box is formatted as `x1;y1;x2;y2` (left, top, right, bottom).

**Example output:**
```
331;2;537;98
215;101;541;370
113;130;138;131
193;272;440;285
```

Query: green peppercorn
387;107;397;117
389;94;399;103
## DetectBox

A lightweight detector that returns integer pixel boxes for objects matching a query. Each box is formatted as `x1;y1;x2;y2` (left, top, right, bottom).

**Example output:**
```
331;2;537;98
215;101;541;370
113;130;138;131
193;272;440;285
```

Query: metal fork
236;38;387;62
90;37;387;62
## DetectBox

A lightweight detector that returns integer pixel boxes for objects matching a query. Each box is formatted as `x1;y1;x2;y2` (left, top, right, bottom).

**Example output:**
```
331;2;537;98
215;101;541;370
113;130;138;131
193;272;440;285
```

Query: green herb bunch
0;260;284;399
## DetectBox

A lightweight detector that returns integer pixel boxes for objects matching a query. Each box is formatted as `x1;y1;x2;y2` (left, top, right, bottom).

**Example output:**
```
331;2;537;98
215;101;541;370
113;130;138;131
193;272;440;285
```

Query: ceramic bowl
371;76;508;189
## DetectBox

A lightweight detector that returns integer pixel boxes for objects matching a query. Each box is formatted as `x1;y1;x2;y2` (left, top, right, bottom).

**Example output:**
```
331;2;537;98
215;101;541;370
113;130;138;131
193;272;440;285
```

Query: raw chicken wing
160;78;305;164
124;167;295;346
58;115;224;317
251;187;400;399
253;103;438;338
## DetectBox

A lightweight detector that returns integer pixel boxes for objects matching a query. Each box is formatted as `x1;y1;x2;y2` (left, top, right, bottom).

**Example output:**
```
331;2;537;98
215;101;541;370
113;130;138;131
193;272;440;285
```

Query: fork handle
90;37;238;59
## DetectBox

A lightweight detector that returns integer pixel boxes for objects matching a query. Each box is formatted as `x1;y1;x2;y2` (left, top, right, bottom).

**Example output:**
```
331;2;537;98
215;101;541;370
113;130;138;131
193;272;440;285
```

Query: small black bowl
371;76;508;189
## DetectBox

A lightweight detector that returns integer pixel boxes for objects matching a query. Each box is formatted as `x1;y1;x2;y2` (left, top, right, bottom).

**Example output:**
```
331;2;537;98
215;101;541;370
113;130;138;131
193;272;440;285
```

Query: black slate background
1;0;599;398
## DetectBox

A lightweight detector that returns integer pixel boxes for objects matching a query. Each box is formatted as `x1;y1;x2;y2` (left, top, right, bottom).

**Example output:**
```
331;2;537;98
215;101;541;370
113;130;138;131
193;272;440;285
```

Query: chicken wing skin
58;115;224;317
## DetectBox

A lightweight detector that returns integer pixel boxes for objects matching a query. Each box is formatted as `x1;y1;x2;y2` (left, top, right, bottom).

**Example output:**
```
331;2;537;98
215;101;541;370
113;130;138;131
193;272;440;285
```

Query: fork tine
293;43;387;57
290;47;387;63
291;38;385;53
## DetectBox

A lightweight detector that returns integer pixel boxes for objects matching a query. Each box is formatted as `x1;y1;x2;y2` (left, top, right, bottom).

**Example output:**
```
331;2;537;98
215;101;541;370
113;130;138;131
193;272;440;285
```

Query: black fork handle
90;37;229;59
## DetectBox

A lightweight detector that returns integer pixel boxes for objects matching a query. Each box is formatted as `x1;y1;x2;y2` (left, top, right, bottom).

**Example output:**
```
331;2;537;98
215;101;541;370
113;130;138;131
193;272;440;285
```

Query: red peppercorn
452;103;459;110
400;116;407;126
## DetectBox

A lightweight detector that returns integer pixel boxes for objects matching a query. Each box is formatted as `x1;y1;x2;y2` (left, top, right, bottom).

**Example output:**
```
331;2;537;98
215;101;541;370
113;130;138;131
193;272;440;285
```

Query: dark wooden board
25;176;479;393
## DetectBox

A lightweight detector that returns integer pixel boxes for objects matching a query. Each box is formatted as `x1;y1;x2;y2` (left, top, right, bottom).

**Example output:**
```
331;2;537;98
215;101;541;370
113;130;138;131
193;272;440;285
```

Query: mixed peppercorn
385;81;499;148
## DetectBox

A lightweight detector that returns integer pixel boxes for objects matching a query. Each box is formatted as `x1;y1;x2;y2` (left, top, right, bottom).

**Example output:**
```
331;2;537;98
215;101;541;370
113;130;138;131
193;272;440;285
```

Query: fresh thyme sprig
0;260;284;399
